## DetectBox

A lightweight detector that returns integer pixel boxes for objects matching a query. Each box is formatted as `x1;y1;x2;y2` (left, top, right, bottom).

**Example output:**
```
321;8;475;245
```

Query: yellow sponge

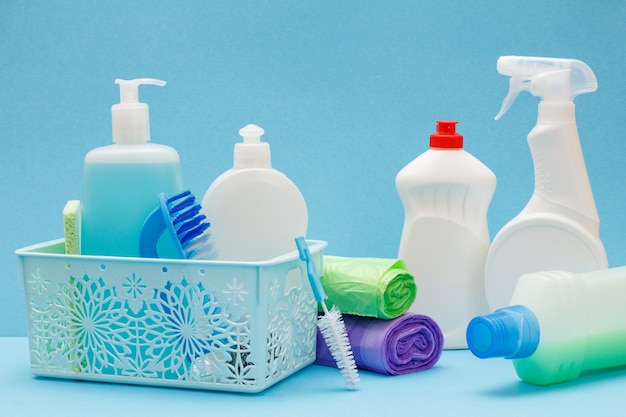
63;200;81;255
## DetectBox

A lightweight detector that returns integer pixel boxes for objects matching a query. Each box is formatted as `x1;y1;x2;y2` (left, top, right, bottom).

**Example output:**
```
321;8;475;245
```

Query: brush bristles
165;191;217;260
317;305;359;389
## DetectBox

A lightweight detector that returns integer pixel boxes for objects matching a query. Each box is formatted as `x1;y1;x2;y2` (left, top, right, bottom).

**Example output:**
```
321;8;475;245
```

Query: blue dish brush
295;236;359;390
140;190;217;260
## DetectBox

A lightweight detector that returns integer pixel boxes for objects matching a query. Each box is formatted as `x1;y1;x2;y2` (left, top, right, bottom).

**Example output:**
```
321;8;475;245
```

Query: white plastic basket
16;238;326;393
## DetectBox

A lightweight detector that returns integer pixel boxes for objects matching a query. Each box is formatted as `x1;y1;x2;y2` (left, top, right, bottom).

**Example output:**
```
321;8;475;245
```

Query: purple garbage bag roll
315;313;443;375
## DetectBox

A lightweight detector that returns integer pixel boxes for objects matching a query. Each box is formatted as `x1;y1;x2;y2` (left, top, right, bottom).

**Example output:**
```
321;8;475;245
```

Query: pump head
494;56;597;120
112;78;167;143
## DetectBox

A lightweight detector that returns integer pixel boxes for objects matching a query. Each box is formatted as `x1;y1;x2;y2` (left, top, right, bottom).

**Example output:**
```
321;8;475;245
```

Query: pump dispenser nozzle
112;78;166;143
494;56;597;120
233;124;271;169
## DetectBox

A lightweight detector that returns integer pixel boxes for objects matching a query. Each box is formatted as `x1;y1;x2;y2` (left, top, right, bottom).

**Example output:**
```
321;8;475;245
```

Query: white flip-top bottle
81;78;184;258
484;56;608;311
396;121;496;349
200;124;308;262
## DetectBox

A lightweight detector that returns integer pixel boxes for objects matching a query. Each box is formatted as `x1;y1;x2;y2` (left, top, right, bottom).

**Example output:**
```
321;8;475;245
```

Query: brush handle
139;201;168;258
139;194;185;259
295;236;327;302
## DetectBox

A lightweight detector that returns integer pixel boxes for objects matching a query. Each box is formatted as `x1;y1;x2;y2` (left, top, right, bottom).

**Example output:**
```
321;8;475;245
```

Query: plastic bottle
200;124;308;262
81;78;184;258
467;267;626;385
484;56;608;311
396;121;496;349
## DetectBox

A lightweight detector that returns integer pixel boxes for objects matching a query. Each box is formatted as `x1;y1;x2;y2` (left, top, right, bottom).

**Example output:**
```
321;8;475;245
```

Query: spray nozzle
494;56;597;120
112;78;166;143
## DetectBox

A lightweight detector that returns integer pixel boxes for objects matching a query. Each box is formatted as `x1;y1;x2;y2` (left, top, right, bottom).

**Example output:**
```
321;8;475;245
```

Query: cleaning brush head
317;304;360;389
140;190;217;260
294;236;359;390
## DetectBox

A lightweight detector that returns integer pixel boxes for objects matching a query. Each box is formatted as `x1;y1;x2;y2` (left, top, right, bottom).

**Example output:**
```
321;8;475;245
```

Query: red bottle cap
430;120;463;149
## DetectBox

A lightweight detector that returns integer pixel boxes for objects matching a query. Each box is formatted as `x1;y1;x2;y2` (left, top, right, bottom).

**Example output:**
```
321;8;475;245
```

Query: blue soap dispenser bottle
81;78;184;257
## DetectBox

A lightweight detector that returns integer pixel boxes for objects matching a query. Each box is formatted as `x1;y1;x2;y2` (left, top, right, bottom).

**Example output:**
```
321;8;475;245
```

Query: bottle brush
295;236;359;390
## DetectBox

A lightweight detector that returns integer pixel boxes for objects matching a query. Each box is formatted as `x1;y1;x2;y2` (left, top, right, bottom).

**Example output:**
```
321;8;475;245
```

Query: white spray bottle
484;56;608;311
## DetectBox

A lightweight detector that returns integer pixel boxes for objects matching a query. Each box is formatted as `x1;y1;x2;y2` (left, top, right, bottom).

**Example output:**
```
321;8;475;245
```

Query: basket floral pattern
25;260;317;391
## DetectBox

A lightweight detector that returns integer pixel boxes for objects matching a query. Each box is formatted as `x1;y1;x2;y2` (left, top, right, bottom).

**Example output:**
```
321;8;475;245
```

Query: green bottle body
511;267;626;385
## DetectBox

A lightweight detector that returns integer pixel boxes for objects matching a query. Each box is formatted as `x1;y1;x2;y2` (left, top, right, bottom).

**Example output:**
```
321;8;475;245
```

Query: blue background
1;1;625;336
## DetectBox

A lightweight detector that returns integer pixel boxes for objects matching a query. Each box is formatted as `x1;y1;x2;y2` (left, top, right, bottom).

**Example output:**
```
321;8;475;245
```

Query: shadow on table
480;364;626;398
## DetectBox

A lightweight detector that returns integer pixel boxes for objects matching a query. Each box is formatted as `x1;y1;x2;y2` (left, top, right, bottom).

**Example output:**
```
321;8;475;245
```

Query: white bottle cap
111;78;166;143
233;124;271;169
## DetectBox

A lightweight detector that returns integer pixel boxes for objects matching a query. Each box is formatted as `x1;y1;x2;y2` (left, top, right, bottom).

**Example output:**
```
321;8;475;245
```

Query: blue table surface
2;337;626;416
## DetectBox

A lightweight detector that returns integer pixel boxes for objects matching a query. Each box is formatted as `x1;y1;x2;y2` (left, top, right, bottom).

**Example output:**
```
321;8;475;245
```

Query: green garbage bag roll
321;256;417;319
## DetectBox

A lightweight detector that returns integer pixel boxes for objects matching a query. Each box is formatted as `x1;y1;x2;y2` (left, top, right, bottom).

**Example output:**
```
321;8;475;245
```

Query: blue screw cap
466;305;540;359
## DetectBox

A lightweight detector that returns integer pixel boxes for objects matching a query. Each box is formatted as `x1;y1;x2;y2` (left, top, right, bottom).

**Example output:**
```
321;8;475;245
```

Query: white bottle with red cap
396;121;496;349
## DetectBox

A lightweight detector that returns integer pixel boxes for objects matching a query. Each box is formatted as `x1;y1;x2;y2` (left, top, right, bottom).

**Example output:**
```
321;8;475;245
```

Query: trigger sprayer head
112;78;166;143
494;56;597;120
